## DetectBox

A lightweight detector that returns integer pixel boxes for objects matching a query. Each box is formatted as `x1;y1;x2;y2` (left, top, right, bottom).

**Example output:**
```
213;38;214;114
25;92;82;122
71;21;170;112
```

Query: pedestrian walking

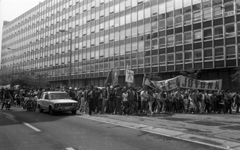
115;87;122;115
88;85;95;116
140;88;148;114
122;89;129;115
235;92;240;114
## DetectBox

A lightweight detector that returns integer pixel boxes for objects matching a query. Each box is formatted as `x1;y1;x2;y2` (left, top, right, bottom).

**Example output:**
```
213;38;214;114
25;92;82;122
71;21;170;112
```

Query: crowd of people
65;85;240;116
0;88;40;110
0;85;240;116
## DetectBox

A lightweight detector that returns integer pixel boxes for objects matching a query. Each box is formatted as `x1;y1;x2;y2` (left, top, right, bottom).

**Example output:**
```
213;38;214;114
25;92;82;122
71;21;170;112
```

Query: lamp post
59;30;73;87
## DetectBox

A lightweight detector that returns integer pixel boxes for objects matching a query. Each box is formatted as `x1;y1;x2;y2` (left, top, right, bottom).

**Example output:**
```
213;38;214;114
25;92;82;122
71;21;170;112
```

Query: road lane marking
6;116;18;123
2;112;15;118
77;116;233;150
2;112;18;123
23;122;41;132
66;148;75;150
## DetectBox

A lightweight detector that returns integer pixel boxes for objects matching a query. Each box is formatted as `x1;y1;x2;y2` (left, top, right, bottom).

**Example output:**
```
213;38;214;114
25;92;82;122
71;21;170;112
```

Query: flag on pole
112;68;120;86
105;69;113;86
142;74;146;86
142;75;157;89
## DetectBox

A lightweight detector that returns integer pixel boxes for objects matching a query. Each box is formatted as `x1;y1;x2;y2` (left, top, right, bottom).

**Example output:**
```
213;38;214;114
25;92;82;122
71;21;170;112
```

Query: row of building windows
3;43;240;71
4;0;233;35
2;20;240;65
3;1;238;64
2;0;238;74
3;0;231;48
3;0;234;46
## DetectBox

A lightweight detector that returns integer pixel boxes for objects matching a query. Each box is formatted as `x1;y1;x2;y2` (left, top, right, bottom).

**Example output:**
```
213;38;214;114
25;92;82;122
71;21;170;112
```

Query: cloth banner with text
150;75;222;91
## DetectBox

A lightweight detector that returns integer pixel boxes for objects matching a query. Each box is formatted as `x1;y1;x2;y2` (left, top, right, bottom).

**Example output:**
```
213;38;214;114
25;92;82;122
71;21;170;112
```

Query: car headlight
54;104;61;107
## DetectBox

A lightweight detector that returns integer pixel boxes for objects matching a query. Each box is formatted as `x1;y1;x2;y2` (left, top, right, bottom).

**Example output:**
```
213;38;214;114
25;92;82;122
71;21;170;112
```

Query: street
0;107;232;150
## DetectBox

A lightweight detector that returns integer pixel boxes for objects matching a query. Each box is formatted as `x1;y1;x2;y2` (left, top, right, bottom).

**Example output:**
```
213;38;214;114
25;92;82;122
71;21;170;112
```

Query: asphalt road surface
0;107;223;150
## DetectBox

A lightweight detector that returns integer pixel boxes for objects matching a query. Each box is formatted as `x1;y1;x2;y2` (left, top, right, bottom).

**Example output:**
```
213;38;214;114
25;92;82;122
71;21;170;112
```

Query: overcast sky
1;0;45;22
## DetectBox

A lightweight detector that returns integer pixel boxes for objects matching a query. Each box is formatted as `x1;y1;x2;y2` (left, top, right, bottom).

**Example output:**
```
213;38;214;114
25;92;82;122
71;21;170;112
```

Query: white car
37;91;78;115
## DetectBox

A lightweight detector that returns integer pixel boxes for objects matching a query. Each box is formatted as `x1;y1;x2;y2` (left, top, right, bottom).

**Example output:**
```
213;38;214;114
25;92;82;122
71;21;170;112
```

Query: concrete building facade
1;0;240;89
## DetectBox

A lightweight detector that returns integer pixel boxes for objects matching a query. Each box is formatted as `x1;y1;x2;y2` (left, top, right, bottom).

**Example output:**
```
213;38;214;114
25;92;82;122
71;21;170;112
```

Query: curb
77;114;240;150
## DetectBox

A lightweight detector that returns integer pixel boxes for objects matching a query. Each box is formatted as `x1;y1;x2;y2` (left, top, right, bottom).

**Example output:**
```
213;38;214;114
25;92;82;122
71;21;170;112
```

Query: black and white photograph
0;0;240;150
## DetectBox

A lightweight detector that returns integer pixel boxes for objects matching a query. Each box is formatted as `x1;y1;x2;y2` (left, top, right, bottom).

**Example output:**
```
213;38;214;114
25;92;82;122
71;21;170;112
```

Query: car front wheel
71;110;77;115
49;107;55;115
37;105;43;113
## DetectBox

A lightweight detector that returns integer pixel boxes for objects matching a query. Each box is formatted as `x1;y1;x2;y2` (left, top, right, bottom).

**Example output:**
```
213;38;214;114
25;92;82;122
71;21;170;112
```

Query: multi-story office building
1;0;240;89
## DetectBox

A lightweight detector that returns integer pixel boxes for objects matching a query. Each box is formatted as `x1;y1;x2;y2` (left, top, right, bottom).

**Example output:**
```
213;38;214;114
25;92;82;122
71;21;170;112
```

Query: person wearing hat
68;87;76;101
74;87;78;101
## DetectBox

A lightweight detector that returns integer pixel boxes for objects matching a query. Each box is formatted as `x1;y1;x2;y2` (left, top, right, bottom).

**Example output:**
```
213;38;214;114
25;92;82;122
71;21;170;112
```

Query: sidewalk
78;112;240;150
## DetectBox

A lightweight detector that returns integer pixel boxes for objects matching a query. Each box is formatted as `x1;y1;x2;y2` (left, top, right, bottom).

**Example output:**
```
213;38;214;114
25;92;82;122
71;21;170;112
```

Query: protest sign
148;75;222;91
125;69;134;83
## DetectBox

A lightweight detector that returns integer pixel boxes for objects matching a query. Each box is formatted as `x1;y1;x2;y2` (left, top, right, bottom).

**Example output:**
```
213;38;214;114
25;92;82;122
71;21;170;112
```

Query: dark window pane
194;42;202;49
175;27;182;33
167;47;174;53
185;64;192;70
225;16;235;24
159;66;166;72
167;65;174;71
204;62;213;68
213;18;223;26
214;39;224;46
203;21;212;28
215;61;224;68
194;63;202;69
159;48;165;54
184;44;192;51
152;32;158;39
204;41;212;48
167;29;173;35
225;37;235;45
226;60;236;67
175;46;183;52
184;25;192;32
159;31;166;37
193;23;201;30
176;64;183;71
152;49;158;55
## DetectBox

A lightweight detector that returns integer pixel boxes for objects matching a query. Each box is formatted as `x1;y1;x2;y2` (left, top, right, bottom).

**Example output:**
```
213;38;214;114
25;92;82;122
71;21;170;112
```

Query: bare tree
231;67;240;82
180;69;201;79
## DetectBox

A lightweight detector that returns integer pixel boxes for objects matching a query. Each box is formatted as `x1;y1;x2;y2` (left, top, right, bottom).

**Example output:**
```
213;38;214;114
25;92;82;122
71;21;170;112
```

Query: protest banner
0;84;11;89
148;75;222;91
151;76;180;91
179;76;222;91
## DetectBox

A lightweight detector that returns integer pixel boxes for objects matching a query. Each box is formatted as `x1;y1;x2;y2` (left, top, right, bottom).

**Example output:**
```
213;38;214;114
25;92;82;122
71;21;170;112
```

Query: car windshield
49;93;70;100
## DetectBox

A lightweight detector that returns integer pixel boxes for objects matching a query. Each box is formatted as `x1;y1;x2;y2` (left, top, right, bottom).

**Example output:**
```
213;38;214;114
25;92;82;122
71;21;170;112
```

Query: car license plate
65;106;71;109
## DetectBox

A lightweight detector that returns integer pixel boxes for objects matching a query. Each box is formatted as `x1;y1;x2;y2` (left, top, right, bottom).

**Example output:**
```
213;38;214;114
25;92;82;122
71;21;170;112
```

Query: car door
37;93;45;109
43;93;50;110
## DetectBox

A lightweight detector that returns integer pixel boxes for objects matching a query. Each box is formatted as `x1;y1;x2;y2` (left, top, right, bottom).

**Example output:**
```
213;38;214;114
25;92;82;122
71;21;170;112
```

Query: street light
59;30;73;87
